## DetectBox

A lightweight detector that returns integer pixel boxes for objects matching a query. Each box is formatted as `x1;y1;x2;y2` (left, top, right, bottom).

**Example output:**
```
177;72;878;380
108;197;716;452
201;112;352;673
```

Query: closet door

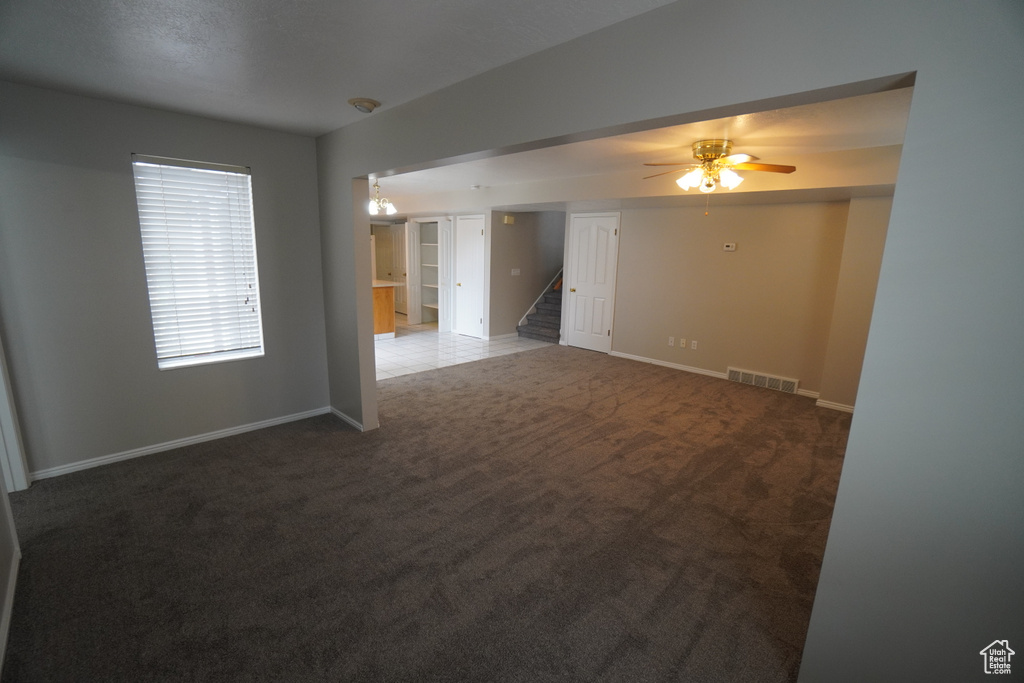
405;222;421;325
454;215;485;338
392;224;408;315
438;218;453;333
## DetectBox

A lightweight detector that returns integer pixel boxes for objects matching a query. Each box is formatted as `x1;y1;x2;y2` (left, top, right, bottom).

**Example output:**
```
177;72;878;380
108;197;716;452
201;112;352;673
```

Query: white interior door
454;215;485;338
370;234;376;281
565;212;619;353
405;222;421;325
438;218;454;333
392;224;408;314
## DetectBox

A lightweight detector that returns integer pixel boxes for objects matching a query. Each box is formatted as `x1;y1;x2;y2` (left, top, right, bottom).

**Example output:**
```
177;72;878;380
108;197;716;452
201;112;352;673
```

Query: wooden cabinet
372;280;398;337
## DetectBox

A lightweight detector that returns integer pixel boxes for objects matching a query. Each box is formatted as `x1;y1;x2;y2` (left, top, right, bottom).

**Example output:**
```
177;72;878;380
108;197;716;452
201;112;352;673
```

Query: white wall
817;197;892;409
0;82;330;475
315;2;1024;680
609;198;890;405
612;202;851;394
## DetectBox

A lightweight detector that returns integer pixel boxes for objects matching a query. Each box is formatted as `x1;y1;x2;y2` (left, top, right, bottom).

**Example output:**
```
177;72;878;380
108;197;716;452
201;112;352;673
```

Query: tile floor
375;314;553;381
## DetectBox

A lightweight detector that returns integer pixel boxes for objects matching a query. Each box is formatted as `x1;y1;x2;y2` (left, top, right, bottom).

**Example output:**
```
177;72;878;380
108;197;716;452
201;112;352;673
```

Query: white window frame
132;154;265;370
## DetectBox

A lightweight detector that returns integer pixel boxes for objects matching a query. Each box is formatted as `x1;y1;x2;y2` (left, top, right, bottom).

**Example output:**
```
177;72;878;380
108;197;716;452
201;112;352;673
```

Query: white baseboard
484;332;520;341
816;399;855;413
330;407;366;431
29;407;333;481
609;352;833;403
608;352;728;380
0;549;19;669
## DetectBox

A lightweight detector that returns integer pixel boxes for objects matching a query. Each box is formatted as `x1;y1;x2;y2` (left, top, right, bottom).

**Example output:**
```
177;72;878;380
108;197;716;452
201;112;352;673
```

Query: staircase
517;286;562;343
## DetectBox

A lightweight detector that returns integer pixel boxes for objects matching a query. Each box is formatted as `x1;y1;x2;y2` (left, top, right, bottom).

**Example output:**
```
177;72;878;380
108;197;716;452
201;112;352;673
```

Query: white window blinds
132;155;265;370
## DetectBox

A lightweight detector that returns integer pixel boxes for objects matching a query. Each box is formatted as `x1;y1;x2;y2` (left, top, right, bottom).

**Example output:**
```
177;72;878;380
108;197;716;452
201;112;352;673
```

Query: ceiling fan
643;139;795;193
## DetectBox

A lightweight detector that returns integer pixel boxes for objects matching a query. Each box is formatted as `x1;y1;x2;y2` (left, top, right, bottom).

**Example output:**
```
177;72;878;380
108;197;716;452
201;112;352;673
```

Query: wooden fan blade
723;153;758;164
643;168;688;180
643;162;694;167
731;162;796;174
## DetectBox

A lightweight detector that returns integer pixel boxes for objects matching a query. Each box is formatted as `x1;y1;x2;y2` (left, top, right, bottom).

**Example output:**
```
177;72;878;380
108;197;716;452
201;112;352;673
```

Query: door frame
0;333;29;491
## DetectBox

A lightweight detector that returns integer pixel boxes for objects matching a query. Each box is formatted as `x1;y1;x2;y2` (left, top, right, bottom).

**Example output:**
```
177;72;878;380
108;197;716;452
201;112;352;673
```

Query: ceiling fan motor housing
693;139;733;161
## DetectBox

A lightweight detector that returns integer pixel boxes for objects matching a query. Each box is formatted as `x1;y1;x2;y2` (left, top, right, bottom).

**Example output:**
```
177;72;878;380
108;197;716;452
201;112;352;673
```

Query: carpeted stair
517;287;561;342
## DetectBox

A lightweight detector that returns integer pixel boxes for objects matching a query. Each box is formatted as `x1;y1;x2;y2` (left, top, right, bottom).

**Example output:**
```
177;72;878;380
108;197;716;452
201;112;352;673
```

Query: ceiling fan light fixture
644;138;793;196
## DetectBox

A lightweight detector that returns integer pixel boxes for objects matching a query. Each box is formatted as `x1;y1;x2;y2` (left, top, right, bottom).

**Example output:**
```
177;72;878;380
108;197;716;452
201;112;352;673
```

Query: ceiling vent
727;367;800;395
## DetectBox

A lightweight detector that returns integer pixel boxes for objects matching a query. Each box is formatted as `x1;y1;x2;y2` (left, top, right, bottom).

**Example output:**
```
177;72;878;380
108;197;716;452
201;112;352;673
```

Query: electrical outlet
680;338;686;349
668;337;674;347
691;340;698;350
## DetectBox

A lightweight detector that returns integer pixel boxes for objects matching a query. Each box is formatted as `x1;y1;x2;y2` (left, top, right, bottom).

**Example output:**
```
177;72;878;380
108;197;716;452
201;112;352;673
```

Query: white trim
330;407;366;432
29;407;332;481
0;334;30;492
609;352;728;380
0;550;19;668
483;332;520;341
816;399;855;413
609;353;831;403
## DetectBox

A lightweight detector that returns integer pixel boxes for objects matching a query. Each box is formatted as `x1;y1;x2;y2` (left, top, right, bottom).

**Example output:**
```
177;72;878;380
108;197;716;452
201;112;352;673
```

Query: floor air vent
727;367;800;394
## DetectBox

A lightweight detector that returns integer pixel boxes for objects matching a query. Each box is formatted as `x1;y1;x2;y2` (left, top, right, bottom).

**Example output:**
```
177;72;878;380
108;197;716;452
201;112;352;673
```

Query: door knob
457;282;462;286
570;288;576;292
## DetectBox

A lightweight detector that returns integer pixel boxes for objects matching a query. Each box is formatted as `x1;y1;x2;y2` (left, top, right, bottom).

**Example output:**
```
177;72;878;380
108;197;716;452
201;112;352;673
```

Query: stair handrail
518;268;564;328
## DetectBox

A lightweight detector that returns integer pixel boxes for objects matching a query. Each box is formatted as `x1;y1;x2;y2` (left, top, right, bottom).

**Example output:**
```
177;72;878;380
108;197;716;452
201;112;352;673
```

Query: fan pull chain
705;192;710;216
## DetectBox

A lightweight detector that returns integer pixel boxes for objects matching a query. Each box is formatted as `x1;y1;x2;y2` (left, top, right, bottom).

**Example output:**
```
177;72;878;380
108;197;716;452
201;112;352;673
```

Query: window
131;154;264;370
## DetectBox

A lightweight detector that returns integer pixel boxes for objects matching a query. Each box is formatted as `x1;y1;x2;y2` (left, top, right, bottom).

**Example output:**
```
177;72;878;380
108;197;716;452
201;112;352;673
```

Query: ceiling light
719;168;744;190
348;98;381;114
368;180;397;215
676;168;703;190
677;162;745;194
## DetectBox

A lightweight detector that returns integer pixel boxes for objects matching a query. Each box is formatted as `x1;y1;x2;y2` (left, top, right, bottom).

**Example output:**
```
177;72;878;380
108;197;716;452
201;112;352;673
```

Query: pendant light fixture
368;179;397;215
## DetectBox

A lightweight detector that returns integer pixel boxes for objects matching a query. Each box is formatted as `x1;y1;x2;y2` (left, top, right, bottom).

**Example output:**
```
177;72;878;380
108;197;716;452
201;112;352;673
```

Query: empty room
0;2;1021;682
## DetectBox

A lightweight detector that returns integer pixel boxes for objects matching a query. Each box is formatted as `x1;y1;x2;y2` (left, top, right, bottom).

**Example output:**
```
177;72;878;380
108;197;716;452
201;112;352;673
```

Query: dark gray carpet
3;345;851;682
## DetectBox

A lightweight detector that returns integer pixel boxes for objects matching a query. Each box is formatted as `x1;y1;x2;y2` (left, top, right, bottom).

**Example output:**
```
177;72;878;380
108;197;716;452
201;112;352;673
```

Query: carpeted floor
3;345;851;682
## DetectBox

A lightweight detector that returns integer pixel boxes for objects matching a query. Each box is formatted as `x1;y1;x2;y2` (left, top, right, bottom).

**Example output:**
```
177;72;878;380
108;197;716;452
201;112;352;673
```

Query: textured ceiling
0;0;676;135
